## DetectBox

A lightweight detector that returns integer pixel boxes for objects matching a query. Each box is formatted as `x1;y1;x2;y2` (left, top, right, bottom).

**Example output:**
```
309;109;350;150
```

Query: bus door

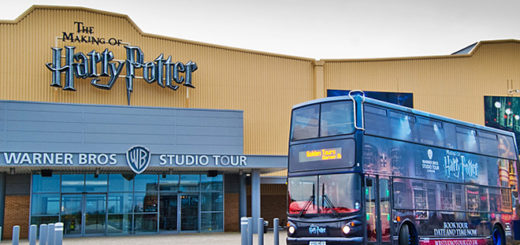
365;175;392;245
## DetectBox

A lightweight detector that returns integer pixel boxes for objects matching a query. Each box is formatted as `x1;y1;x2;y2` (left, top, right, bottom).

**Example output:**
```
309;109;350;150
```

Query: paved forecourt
0;231;287;245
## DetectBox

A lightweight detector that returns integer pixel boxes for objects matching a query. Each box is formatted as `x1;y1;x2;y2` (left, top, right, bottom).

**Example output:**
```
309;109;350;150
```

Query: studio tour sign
46;22;198;105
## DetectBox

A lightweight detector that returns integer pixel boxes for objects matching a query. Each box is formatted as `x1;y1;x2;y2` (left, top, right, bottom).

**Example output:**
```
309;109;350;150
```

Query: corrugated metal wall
2;6;520;157
0;6;316;156
323;41;520;125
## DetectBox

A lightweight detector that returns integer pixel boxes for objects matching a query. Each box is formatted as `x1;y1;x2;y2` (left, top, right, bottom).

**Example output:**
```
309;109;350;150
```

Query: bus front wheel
492;225;505;245
399;223;418;245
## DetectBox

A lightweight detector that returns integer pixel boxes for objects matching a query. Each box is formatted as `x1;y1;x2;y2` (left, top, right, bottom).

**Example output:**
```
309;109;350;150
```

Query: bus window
440;183;453;210
389;110;416;142
466;186;479;217
365;105;389;137
393;179;412;209
320;101;354;137
291;105;319;141
456;127;479;152
453;184;465;211
489;187;501;213
444;123;457;149
287;176;318;214
479;131;498;156
479;187;489;212
417;117;444;147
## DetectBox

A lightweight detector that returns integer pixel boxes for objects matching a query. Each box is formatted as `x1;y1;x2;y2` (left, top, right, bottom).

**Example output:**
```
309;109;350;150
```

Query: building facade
0;5;519;239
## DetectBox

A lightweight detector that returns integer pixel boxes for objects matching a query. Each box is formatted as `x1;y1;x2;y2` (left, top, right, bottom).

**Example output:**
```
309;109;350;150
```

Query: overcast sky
1;0;520;59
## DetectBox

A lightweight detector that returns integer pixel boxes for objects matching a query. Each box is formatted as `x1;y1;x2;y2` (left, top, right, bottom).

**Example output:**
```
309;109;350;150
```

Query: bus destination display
299;147;342;162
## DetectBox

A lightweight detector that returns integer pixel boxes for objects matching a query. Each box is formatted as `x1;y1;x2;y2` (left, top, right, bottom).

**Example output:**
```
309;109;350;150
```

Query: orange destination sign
299;148;342;162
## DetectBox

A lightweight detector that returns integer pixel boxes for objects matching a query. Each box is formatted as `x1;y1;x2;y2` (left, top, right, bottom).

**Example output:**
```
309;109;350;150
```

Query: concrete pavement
0;231;287;245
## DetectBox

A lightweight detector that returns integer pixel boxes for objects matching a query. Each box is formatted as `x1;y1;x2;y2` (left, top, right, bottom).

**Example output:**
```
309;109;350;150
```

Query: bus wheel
399;223;417;245
492;225;505;245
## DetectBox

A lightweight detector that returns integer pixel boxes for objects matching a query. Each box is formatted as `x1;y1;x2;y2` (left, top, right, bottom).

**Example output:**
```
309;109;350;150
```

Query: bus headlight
342;225;351;235
288;225;296;235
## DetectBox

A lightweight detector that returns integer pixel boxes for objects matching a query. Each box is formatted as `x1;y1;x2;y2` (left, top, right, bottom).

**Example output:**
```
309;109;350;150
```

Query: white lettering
4;153;21;164
159;155;167;165
55;153;63;164
240;155;247;166
44;153;54;164
109;154;117;165
20;153;31;164
199;155;209;165
33;153;42;164
79;153;87;164
213;155;221;165
64;153;73;165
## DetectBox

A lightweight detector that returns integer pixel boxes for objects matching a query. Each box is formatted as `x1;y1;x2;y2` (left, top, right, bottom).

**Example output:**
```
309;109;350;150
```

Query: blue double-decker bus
286;92;520;245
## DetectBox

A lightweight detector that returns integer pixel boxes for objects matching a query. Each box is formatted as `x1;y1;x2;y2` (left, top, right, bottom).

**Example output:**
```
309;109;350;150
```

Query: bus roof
293;95;517;139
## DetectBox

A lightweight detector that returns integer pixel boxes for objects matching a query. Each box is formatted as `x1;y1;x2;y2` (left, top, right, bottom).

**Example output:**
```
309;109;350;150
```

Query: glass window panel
440;183;453;210
456;127;479;152
107;214;132;234
453;184;465;211
489;188;501;212
134;214;157;233
291;104;319;140
31;194;60;215
159;175;179;191
501;188;513;212
417;117;444;147
479;131;498;156
466;186;479;217
109;174;134;192
134;192;158;212
201;174;222;192
201;192;223;211
365;105;390;137
32;175;60;193
389;111;416;142
479;187;489;212
30;216;59;227
85;174;108;193
108;193;133;214
134;174;158;192
320;101;354;137
61;174;84;193
201;212;223;232
180;175;200;192
393;178;412;209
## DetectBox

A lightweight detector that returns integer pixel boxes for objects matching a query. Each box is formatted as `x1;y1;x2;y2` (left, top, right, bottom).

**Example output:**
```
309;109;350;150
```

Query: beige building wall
322;40;520;126
1;6;520;158
0;6;316;156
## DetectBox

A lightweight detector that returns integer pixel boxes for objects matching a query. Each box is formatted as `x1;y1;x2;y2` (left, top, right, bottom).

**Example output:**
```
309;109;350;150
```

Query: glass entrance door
180;194;199;231
84;194;106;235
159;193;178;232
61;194;106;236
61;194;83;235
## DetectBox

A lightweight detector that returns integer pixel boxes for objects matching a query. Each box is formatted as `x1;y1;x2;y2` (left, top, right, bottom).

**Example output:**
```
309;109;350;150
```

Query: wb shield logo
126;146;151;174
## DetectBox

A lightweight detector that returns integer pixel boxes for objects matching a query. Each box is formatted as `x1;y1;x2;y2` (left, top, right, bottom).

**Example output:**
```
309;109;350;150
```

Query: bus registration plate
309;242;326;245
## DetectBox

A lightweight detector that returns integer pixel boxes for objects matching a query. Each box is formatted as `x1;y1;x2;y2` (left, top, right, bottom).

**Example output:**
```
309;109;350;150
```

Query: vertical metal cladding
0;6;315;156
322;41;520;126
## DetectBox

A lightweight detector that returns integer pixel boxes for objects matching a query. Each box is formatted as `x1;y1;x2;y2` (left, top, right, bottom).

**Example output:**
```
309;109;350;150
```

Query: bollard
12;225;20;245
54;223;63;245
247;217;253;245
241;217;249;245
273;218;279;245
29;225;37;245
39;224;48;245
258;218;264;245
47;223;55;245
